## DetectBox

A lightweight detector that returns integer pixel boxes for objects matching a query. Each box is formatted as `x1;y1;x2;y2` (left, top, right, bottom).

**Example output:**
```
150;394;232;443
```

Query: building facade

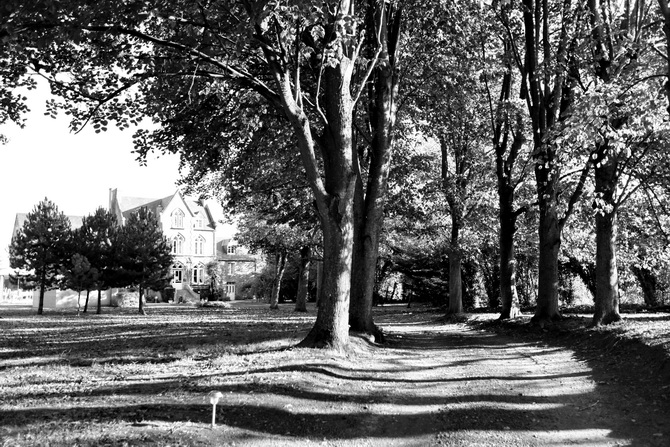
109;188;219;301
216;239;259;300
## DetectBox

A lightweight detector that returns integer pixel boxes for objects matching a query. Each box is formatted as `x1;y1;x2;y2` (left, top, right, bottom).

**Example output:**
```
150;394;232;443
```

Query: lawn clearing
1;302;669;446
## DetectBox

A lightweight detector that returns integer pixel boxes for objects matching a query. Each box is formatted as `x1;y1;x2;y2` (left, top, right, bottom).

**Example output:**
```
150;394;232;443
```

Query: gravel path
321;317;670;447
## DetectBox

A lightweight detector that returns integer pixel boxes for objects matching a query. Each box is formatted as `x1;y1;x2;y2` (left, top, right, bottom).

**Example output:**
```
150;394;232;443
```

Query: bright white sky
0;80;228;269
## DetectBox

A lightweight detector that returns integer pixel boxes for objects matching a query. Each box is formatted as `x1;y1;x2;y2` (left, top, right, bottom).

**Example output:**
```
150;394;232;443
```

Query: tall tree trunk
96;289;102;314
487;34;524;320
658;1;670;115
349;0;401;340
630;266;660;307
270;251;287;310
83;289;90;313
520;0;581;326
448;247;463;314
295;246;310;312
37;268;45;315
139;286;146;315
297;2;358;351
299;194;355;349
532;200;562;324
499;195;521;319
592;149;621;325
442;138;465;315
315;259;323;307
587;0;629;325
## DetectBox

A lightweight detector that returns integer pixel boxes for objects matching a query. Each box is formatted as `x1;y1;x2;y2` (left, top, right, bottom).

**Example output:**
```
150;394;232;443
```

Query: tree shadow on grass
0;393;661;445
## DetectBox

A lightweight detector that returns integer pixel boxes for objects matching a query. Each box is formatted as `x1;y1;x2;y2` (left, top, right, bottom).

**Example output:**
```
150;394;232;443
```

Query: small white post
208;391;224;428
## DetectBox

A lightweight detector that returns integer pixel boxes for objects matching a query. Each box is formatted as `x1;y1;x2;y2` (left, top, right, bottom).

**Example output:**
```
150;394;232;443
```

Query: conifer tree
79;208;118;314
9;198;71;314
60;253;98;316
116;207;172;315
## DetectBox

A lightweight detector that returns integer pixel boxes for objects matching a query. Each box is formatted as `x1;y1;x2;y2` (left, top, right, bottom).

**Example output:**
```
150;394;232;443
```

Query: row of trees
10;199;173;315
3;0;670;349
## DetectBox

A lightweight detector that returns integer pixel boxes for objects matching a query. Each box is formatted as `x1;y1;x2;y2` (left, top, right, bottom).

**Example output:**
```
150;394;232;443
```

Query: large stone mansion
8;188;257;308
109;188;257;302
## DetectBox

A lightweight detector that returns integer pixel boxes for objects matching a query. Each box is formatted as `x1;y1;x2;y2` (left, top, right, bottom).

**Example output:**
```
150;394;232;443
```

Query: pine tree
116;207;172;315
79;208;118;314
9;198;71;314
60;253;99;316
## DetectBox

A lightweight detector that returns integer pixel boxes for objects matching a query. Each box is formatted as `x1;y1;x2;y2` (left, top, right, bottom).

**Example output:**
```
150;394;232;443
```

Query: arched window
172;263;184;284
194;235;205;255
192;263;205;284
171;209;184;228
171;234;185;254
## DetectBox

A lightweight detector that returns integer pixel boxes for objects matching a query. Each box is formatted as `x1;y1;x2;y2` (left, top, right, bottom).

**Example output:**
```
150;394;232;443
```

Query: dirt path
1;304;668;446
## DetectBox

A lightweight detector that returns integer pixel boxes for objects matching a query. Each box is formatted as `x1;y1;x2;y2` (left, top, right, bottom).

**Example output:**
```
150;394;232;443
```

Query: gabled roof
121;196;171;220
114;189;215;229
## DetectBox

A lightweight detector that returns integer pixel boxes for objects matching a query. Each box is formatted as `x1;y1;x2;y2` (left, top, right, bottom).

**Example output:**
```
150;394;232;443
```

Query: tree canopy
9;198;71;314
4;0;670;337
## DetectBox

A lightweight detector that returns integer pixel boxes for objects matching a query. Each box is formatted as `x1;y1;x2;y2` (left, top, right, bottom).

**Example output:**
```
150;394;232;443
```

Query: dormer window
171;209;184;228
227;244;237;255
194;215;204;228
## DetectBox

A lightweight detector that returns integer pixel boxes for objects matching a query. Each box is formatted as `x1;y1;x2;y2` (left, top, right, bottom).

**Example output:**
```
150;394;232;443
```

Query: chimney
109;188;117;211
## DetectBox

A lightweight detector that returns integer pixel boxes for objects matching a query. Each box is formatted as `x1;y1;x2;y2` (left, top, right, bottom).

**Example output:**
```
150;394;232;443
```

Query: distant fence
1;289;33;302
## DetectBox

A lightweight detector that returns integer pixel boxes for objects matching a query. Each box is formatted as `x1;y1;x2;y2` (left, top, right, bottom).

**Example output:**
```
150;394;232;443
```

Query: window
225;282;236;294
172;263;184;284
228;262;235;275
227;244;237;254
194;235;205;255
171;234;185;254
194;215;203;228
171;209;184;228
192;263;204;284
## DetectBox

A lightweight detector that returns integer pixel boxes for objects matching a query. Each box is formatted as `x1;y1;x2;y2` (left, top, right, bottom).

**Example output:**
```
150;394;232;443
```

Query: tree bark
441;138;465;315
299;194;355;350
139;286;146;315
631;266;660;307
270;251;287;310
592;149;621;325
349;0;401;340
83;289;90;313
499;197;521;319
295;1;359;351
520;0;579;326
587;0;626;326
96;289;102;314
490;45;524;320
532;200;562;324
658;0;670;115
295;246;310;312
448;247;463;314
315;259;323;307
37;268;45;315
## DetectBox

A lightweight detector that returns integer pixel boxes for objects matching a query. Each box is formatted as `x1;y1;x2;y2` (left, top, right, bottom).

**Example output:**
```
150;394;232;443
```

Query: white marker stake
208;391;224;428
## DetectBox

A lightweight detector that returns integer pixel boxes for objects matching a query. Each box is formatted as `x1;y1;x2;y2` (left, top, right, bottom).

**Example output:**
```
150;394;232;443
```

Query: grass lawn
1;301;669;446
